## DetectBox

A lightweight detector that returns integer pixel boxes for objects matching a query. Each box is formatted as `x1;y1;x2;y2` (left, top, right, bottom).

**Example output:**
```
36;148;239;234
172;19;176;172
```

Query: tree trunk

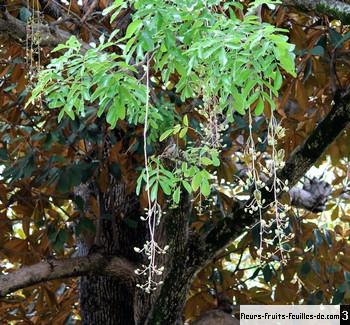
76;168;196;325
80;275;136;325
78;208;143;324
77;175;148;324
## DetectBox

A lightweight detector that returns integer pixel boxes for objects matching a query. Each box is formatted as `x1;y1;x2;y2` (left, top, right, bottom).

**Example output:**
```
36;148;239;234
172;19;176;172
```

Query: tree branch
200;90;350;263
283;0;350;24
81;0;100;23
0;253;136;297
0;0;349;52
289;177;332;212
235;164;332;212
157;92;348;321
0;8;87;48
192;309;239;325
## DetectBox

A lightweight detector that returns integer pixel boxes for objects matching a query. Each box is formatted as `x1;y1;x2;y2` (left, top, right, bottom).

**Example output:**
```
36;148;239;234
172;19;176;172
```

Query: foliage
25;0;298;290
0;0;349;323
28;0;295;203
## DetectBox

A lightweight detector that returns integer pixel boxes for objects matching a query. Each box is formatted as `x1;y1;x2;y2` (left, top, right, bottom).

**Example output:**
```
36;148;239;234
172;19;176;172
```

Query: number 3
342;310;349;320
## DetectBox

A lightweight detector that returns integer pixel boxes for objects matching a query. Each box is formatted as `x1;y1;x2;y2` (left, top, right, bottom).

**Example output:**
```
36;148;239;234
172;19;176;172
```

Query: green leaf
145;175;158;191
255;97;264;115
275;46;296;77
102;0;124;16
332;288;345;304
329;28;342;48
200;177;211;197
181;85;193;101
201;157;213;166
173;187;181;204
125;19;142;39
51;43;69;53
334;31;350;49
159;179;172;195
136;174;144;195
159;129;174;141
274;70;283;91
299;261;311;276
173;124;181;134
232;88;245;114
263;264;273;283
182;180;192;194
110;2;126;22
344;271;350;283
179;127;188;139
219;47;228;67
0;148;8;160
106;97;125;128
117;100;126;120
106;106;118;128
243;79;257;98
309;45;324;56
77;217;95;235
192;173;202;191
150;182;158;202
65;107;75;120
211;152;220;167
141;30;154;51
183;114;189;126
53;229;69;252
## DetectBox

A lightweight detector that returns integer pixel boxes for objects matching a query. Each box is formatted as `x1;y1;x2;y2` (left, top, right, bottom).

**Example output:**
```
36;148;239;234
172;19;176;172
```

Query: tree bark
80;275;136;325
192;310;239;325
143;198;193;325
0;8;88;48
0;253;135;297
77;178;145;325
283;0;350;24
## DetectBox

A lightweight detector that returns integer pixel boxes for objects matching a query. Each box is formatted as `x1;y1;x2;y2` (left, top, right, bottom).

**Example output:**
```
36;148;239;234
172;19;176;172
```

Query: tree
0;0;349;324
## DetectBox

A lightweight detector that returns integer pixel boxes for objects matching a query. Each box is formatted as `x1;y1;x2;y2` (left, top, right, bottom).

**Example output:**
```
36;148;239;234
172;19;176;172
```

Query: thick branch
0;253;136;297
201;90;350;262
82;0;100;23
192;310;239;325
283;0;350;24
236;164;332;212
289;178;332;212
1;1;350;49
144;198;192;324
0;9;84;48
